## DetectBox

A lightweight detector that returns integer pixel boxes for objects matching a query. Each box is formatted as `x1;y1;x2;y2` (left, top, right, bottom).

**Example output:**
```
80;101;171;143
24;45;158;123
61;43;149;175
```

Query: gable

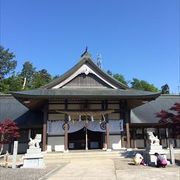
43;53;128;90
52;64;117;89
62;73;112;88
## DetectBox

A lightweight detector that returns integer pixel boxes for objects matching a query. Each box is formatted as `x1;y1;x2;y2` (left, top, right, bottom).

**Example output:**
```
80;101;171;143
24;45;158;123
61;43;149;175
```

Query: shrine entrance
68;128;104;150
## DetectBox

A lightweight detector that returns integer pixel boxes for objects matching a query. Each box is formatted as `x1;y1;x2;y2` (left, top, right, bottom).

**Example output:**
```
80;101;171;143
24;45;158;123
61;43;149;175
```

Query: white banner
86;121;106;132
47;120;123;135
109;119;124;133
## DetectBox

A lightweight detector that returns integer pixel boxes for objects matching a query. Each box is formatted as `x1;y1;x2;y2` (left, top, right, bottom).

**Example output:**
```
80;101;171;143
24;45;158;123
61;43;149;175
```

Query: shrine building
0;51;179;153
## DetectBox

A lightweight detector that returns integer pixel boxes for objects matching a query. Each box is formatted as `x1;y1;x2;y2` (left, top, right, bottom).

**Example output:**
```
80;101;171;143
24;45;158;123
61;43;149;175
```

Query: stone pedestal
22;134;45;168
145;129;167;166
22;147;45;168
145;147;167;166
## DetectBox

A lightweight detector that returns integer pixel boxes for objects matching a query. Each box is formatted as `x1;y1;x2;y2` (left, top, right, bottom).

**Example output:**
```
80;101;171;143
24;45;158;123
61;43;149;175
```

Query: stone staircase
43;150;127;161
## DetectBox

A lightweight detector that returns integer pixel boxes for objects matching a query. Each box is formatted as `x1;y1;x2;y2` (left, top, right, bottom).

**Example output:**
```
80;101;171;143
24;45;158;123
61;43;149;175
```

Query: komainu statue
28;134;41;149
147;131;160;146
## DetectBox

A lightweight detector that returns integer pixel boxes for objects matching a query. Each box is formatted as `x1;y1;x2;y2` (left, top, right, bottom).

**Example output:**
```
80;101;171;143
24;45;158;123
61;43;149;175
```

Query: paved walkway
46;158;180;180
114;158;180;180
116;168;180;180
47;158;116;180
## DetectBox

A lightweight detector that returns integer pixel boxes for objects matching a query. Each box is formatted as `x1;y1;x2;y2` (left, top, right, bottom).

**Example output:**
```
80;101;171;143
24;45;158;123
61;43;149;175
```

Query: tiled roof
0;95;43;128
131;95;180;124
12;88;160;99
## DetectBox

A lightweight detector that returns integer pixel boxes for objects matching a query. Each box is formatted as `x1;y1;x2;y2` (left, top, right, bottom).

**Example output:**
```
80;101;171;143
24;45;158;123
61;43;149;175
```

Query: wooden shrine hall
11;51;160;152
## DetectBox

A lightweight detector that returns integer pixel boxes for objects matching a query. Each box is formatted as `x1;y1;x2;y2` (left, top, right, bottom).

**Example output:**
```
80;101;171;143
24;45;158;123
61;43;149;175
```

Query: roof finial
97;54;102;68
81;46;88;57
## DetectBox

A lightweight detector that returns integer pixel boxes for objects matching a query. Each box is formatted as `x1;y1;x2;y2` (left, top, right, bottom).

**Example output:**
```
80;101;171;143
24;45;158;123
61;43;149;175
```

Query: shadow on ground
120;149;144;158
175;159;180;166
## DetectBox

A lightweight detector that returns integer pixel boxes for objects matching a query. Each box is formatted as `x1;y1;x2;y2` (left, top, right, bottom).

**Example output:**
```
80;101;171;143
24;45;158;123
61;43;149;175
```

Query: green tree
107;70;127;85
131;78;159;92
53;75;60;80
0;46;17;80
21;61;36;89
32;69;52;88
7;75;23;92
0;74;23;93
113;73;127;85
0;81;9;94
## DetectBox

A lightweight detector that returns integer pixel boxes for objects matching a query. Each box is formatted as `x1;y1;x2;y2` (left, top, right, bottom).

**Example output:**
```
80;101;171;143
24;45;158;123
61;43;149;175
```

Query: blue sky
0;0;179;93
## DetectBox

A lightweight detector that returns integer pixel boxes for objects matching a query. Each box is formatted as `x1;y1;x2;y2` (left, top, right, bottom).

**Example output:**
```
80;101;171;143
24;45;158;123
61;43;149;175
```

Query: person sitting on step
154;153;167;168
133;153;146;166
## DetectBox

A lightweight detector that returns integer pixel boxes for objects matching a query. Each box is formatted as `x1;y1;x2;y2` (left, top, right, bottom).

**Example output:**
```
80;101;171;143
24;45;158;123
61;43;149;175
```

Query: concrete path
47;158;117;180
116;168;180;180
114;158;180;180
47;157;180;180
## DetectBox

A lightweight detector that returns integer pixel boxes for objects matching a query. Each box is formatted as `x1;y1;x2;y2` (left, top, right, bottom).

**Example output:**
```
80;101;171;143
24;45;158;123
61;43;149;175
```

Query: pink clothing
156;155;167;167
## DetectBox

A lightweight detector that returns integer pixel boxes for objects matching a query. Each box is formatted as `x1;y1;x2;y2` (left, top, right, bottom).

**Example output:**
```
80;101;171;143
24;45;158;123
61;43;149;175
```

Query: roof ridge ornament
96;54;102;68
80;46;91;58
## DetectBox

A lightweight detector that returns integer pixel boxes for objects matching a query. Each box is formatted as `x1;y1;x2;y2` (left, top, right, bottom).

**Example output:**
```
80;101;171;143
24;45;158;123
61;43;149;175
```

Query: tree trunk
22;77;27;89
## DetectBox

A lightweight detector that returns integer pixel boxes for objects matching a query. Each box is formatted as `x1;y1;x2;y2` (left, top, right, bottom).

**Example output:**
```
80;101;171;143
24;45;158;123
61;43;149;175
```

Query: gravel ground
0;163;68;180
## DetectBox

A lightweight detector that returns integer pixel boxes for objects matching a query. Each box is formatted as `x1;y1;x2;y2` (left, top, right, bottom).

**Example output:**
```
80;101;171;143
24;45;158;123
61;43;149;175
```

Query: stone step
44;150;125;160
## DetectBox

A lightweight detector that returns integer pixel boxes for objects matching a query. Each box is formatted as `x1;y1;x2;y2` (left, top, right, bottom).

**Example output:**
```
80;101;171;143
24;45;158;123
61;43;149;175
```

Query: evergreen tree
131;78;159;92
20;61;36;89
0;46;17;80
32;69;52;88
0;75;23;93
113;73;127;85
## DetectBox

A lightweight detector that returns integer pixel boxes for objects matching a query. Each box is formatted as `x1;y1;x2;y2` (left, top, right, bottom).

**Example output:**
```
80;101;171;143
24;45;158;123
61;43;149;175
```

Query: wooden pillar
133;128;137;148
42;105;48;151
85;126;88;150
84;119;88;150
64;120;68;151
119;101;123;148
64;99;68;152
125;111;130;149
106;120;110;150
120;100;126;148
28;129;31;139
143;127;146;148
166;128;169;148
104;100;110;151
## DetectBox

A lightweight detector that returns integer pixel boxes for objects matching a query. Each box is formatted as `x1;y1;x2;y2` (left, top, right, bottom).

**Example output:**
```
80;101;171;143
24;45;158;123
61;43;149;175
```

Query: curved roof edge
42;53;128;89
